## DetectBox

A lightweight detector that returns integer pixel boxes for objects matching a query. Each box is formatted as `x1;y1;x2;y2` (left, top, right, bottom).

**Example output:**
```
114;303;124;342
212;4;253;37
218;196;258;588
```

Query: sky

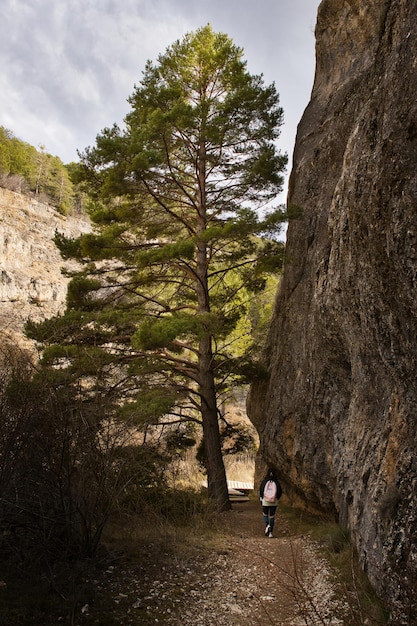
1;0;321;201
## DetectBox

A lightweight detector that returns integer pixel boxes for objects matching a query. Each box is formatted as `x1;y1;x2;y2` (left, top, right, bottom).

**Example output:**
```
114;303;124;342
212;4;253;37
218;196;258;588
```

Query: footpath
85;500;347;626
162;499;345;626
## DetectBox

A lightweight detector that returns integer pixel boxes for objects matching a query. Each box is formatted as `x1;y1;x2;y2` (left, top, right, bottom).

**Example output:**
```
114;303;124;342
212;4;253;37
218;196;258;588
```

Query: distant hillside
0;126;85;215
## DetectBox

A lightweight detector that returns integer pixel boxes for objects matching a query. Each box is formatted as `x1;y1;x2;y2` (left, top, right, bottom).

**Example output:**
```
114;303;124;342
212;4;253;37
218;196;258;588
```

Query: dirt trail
164;499;343;626
91;500;345;625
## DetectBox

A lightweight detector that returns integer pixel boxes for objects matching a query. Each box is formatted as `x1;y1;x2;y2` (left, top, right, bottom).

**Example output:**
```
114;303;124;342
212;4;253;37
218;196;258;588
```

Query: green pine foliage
27;25;288;510
0;126;80;214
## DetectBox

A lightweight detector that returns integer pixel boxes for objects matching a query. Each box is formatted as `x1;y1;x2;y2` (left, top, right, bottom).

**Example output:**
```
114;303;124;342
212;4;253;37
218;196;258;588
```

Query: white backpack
263;479;277;503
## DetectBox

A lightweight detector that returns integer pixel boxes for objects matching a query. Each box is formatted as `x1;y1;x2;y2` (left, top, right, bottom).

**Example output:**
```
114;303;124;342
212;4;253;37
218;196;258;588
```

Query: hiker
259;467;282;538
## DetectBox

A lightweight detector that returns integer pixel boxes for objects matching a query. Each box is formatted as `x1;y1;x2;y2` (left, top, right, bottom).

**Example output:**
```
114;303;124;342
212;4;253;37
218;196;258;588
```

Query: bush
0;336;166;565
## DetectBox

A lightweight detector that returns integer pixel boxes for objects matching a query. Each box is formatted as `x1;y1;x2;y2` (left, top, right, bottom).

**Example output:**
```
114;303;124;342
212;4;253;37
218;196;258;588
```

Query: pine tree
28;25;287;511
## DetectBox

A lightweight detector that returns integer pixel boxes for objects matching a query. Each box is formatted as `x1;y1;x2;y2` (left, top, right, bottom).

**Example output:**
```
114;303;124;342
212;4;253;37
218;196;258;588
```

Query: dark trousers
262;505;277;529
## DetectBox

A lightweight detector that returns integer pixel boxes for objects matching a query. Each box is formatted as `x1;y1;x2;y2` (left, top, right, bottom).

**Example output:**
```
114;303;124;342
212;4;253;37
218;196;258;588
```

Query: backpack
264;479;281;503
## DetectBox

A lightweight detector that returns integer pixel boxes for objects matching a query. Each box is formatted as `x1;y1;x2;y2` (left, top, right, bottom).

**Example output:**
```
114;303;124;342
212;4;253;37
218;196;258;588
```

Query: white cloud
0;0;320;193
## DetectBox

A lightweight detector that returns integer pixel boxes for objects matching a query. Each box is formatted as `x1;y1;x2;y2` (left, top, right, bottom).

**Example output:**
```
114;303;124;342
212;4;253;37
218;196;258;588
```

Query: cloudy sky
1;0;320;199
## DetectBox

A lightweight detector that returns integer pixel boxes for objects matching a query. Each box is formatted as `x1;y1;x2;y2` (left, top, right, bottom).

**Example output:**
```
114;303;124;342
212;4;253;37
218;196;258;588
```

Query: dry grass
224;453;256;483
166;448;257;489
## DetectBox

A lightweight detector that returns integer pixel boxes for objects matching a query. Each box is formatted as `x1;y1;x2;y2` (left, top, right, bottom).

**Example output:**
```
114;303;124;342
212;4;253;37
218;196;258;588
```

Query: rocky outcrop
248;0;417;621
0;188;90;342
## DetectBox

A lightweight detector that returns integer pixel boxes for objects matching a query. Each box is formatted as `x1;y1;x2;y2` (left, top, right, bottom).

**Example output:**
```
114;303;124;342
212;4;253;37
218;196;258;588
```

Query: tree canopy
27;25;288;511
0;126;82;214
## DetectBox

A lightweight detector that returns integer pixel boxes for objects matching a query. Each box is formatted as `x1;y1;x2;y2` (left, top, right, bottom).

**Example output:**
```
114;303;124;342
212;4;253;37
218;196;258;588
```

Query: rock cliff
248;0;417;621
0;188;90;343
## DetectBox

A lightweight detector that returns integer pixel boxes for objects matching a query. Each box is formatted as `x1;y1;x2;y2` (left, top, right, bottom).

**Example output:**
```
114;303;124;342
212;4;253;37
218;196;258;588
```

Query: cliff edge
0;188;90;342
248;0;417;621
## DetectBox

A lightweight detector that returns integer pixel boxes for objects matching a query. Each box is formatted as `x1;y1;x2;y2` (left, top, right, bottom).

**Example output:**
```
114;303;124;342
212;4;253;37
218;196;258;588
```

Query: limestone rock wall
0;188;90;341
248;0;417;620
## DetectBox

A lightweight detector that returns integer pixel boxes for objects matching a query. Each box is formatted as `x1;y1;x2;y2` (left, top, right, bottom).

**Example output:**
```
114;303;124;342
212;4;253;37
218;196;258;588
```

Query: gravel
77;502;348;625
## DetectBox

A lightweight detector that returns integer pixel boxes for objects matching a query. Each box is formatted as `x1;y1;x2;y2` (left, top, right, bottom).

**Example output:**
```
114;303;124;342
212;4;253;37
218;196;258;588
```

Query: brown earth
73;500;348;626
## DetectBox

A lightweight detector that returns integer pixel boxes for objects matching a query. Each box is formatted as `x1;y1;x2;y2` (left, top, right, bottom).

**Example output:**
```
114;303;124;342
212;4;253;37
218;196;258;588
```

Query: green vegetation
27;24;287;512
0;126;84;214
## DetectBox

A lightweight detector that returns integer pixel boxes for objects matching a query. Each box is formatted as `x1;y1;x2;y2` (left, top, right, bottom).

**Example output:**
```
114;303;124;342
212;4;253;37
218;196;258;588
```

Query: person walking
259;467;282;538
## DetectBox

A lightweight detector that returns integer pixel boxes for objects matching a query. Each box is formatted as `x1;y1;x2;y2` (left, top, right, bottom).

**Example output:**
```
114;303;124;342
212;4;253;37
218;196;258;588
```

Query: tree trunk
199;336;231;512
195;136;230;512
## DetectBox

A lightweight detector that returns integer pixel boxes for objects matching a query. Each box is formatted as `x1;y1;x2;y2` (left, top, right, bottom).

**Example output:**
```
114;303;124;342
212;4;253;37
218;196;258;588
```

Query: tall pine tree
28;25;287;511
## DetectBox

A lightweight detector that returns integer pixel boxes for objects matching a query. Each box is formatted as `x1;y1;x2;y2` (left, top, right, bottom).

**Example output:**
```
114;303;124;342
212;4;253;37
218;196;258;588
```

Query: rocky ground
73;500;349;626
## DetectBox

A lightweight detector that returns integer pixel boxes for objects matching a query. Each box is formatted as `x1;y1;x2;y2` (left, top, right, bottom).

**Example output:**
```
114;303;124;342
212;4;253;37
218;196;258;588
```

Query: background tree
28;25;287;511
0;126;36;193
0;126;76;213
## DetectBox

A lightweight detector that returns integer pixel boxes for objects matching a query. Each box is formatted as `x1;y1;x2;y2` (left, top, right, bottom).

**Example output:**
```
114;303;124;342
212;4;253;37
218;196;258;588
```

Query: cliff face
248;0;417;619
0;188;90;342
